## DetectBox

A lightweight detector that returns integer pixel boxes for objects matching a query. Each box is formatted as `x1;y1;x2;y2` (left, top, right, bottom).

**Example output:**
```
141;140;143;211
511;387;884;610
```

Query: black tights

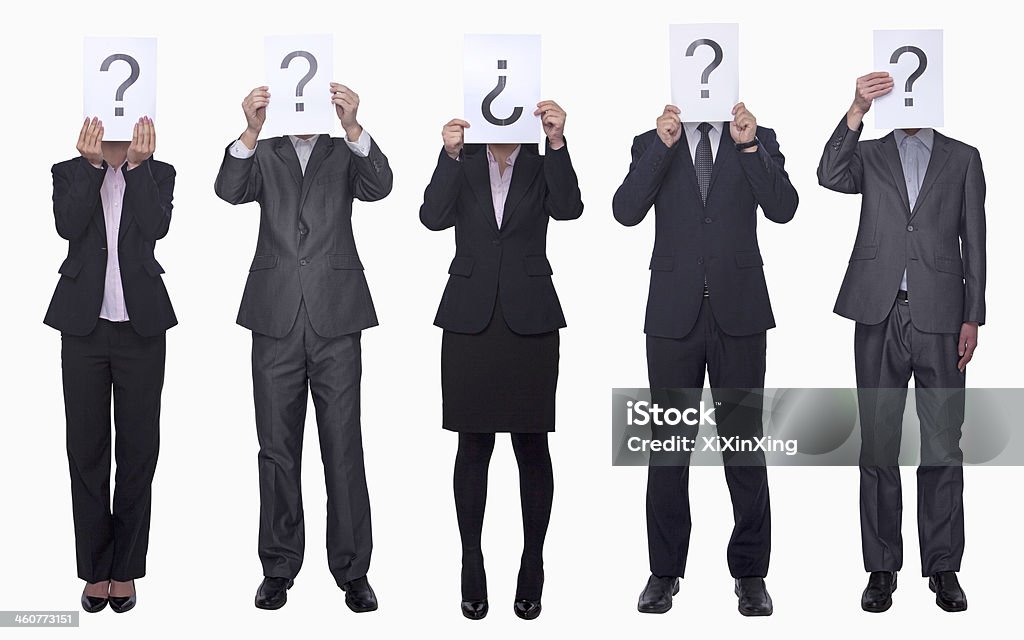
454;432;553;601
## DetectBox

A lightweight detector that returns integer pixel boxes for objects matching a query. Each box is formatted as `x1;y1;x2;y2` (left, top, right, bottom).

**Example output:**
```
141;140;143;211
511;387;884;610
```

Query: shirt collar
894;128;934;152
682;121;723;138
288;134;320;148
486;144;522;167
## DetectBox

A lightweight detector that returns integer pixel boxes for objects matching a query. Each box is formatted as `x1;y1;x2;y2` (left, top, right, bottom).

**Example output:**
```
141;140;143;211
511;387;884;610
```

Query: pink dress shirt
98;163;129;321
486;145;521;228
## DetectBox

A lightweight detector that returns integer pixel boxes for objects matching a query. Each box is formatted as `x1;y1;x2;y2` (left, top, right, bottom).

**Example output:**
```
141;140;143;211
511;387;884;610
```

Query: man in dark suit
47;116;175;614
215;82;392;612
613;102;798;616
818;72;985;614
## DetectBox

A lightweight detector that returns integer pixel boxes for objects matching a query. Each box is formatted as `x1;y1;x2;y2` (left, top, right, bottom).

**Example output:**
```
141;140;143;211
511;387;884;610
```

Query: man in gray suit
215;82;392;612
818;72;986;614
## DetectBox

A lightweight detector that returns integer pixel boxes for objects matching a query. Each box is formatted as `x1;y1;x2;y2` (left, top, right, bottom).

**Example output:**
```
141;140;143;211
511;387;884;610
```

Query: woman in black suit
420;101;583;620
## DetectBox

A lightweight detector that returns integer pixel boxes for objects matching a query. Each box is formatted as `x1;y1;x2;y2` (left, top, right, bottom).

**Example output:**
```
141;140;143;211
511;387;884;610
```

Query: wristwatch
735;138;760;151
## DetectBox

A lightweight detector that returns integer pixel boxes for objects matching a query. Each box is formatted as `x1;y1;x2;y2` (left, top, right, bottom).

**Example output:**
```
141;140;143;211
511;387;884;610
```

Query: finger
663;104;681;115
860;72;891;81
446;119;471;128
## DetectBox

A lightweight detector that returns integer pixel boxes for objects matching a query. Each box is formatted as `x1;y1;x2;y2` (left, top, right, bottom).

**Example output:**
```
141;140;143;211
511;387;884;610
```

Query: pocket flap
735;251;764;268
448;256;475;277
849;245;878;261
329;254;364;270
524;256;553;276
143;258;165;276
649;256;674;272
58;257;83;279
935;254;964;276
249;254;279;271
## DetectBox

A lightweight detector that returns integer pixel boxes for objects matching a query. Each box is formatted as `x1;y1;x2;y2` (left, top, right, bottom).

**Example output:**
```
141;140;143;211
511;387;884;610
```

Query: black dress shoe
861;571;897;613
81;592;108;614
341;576;378;613
109;593;136;614
461;600;489;620
735;577;773;616
255;577;294;610
513;599;542;620
929;571;967;612
638;575;679;614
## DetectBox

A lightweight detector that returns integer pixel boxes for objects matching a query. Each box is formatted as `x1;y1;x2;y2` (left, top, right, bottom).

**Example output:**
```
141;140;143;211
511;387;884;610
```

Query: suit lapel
706;123;734;197
298;136;334;211
880;133;912;217
499;149;541;230
909;132;951;220
464;150;499;234
672;138;701;206
274;137;303;187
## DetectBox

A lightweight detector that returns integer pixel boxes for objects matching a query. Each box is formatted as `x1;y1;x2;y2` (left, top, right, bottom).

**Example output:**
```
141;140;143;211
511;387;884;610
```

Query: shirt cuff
345;130;371;157
229;139;257;159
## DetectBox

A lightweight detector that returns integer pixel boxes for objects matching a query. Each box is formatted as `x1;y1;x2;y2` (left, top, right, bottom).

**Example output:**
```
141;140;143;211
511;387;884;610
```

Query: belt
896;290;909;302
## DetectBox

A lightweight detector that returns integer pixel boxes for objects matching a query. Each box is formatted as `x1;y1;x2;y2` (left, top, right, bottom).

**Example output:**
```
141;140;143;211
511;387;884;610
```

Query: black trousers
252;301;372;586
855;297;966;576
61;320;165;583
645;299;771;579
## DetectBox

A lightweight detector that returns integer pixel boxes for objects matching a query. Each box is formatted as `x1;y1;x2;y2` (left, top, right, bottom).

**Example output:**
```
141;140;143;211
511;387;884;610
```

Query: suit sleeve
214;141;263;205
612;133;673;227
543;139;583;221
961;148;986;325
52;157;105;240
818;116;864;195
123;160;174;241
348;138;393;202
738;127;798;223
419;148;463;231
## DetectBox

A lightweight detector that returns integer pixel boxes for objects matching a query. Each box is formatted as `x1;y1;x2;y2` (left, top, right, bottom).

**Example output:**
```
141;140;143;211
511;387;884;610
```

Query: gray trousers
252;301;372;586
855;297;965;576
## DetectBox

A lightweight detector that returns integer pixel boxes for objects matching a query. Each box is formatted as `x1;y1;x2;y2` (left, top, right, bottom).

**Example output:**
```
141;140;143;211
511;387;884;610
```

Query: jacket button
697;257;704;265
704;217;712;224
491;239;500;246
299;226;308;235
907;225;914;232
300;258;309;266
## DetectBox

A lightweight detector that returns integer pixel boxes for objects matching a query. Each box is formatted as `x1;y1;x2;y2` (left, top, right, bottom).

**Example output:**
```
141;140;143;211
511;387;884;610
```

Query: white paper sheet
464;34;541;144
83;37;157;141
669;24;739;123
264;34;335;137
873;30;944;129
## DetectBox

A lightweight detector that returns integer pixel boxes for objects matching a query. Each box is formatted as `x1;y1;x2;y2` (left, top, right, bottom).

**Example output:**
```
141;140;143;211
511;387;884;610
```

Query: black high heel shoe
461;600;489;620
514;557;543;620
81;590;108;613
108;581;136;614
513;599;542;620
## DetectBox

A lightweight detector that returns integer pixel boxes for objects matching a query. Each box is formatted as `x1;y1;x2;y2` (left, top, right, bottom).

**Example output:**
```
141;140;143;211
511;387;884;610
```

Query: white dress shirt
228;129;372;173
99;162;129;321
682;121;724;163
487;145;521;228
894;128;934;291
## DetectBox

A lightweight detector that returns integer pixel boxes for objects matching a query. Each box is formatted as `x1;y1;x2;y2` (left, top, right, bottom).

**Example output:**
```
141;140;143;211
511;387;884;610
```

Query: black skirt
441;297;559;433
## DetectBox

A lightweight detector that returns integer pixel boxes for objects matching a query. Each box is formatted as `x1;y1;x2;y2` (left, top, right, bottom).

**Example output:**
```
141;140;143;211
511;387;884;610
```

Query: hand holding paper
534;100;565;149
442;119;470;160
846;72;894;130
330;83;362;140
127;116;156;169
77;117;105;168
730;102;757;149
656;105;683;149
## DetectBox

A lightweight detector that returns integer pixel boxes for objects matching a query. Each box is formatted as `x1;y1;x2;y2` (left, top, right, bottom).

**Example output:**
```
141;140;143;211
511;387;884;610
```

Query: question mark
889;46;928;107
280;51;318;112
99;54;140;117
685;39;723;99
481;59;524;126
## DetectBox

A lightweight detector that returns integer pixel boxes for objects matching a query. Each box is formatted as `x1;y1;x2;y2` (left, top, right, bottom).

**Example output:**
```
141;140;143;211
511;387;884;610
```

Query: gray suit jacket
818;118;986;333
215;135;393;338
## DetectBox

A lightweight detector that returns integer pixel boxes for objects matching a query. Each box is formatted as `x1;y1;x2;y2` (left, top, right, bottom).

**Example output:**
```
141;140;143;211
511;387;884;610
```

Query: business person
46;116;175;614
419;101;583;621
818;72;985;613
613;103;798;616
214;83;392;612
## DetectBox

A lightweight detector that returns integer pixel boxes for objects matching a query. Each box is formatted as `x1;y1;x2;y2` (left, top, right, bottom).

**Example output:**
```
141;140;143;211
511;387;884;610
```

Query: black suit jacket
44;156;177;337
420;142;584;335
817;118;986;333
214;135;393;338
613;126;798;338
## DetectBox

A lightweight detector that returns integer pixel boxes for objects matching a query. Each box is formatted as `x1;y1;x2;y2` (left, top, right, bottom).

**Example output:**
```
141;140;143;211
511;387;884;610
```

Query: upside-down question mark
481;60;524;126
889;46;928;107
280;51;318;112
99;53;140;117
685;39;724;99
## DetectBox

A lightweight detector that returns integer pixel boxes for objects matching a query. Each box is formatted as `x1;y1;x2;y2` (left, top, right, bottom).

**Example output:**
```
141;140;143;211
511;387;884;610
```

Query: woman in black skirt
420;101;583;620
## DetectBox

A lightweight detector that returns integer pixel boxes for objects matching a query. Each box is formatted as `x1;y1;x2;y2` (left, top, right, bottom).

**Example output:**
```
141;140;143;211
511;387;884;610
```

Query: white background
0;0;1020;637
